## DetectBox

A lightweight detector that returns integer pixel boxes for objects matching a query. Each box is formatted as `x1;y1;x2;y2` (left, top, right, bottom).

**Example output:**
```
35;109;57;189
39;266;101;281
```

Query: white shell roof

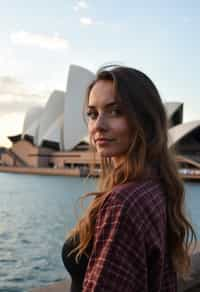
63;64;95;150
72;135;90;149
39;114;64;148
168;120;200;148
81;135;89;144
22;106;44;144
164;102;183;118
37;90;65;148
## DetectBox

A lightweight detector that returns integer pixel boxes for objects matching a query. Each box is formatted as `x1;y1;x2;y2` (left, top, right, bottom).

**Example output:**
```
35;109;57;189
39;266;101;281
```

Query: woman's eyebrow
87;102;118;109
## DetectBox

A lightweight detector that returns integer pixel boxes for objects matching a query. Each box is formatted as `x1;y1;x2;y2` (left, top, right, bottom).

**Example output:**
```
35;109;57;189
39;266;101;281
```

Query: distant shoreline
0;166;80;176
0;165;199;180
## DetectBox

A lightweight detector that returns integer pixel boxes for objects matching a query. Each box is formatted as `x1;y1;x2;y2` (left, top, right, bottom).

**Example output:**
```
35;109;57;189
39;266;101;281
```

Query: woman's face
87;80;132;164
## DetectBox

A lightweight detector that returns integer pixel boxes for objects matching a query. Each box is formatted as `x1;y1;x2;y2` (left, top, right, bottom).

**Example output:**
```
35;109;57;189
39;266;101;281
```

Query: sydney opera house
0;64;199;179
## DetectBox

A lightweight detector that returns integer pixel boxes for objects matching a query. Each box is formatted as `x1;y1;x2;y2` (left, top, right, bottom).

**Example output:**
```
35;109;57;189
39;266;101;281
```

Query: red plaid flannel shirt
83;179;177;292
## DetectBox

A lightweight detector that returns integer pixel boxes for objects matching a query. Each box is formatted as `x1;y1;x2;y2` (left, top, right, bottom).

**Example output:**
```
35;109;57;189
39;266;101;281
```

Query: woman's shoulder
103;178;165;217
95;179;164;234
113;178;163;201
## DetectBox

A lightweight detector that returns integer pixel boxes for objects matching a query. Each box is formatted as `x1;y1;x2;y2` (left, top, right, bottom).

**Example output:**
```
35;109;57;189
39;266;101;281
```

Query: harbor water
0;173;199;292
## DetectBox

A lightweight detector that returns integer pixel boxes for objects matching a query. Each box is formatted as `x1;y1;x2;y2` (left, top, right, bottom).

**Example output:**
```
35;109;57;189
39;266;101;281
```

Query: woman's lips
95;138;114;146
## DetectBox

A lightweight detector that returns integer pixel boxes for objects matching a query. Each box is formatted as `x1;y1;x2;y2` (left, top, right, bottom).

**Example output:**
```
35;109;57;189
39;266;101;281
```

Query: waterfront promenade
31;279;70;292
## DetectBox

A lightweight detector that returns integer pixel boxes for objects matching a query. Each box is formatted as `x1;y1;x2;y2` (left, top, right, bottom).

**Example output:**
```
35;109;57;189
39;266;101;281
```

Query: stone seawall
0;166;80;176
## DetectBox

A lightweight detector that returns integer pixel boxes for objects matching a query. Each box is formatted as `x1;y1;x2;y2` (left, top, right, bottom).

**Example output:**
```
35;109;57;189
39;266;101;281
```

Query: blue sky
0;0;199;146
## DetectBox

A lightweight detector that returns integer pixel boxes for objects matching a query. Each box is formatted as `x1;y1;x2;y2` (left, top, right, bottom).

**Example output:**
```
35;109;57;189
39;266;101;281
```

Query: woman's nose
94;113;108;131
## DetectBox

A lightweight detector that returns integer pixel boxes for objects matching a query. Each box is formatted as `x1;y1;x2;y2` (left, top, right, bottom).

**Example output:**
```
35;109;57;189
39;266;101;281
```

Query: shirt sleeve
83;193;148;292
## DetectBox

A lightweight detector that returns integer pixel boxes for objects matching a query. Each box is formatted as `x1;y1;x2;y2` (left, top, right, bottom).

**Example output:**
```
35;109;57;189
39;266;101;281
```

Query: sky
0;0;199;147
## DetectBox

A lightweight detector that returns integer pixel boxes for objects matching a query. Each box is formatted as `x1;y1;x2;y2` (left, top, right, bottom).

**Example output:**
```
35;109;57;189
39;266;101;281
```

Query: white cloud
0;75;48;146
0;75;49;125
80;17;93;25
0;76;21;96
0;47;20;76
0;76;45;102
74;0;88;11
10;31;69;50
0;100;39;114
79;17;104;26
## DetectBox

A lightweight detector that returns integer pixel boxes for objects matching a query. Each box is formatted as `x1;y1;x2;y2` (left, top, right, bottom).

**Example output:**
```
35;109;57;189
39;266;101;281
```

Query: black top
62;236;92;292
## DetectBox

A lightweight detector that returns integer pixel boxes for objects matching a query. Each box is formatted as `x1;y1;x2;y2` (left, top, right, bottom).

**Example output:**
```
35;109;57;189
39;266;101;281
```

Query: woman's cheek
88;131;95;148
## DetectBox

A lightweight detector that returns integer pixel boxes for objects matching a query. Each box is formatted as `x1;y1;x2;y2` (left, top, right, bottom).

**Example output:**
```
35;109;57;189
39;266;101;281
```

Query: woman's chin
97;150;113;158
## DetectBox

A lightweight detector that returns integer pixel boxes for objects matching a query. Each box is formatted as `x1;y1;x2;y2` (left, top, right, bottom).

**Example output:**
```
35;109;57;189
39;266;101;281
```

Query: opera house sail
63;64;95;150
168;120;200;178
164;102;183;128
37;90;65;150
22;106;44;145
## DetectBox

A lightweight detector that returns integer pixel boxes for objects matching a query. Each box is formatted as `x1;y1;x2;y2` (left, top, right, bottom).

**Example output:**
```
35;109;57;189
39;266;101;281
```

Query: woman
62;66;196;292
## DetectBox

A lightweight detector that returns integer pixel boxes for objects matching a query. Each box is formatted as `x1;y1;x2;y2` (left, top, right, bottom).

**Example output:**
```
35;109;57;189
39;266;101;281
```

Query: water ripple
0;175;96;291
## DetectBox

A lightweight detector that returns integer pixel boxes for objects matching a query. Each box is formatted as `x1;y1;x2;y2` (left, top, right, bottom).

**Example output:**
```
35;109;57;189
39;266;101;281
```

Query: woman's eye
86;111;98;120
110;108;122;116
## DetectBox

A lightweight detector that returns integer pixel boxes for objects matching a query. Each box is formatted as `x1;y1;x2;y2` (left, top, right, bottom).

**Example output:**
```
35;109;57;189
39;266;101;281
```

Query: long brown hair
68;66;197;278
